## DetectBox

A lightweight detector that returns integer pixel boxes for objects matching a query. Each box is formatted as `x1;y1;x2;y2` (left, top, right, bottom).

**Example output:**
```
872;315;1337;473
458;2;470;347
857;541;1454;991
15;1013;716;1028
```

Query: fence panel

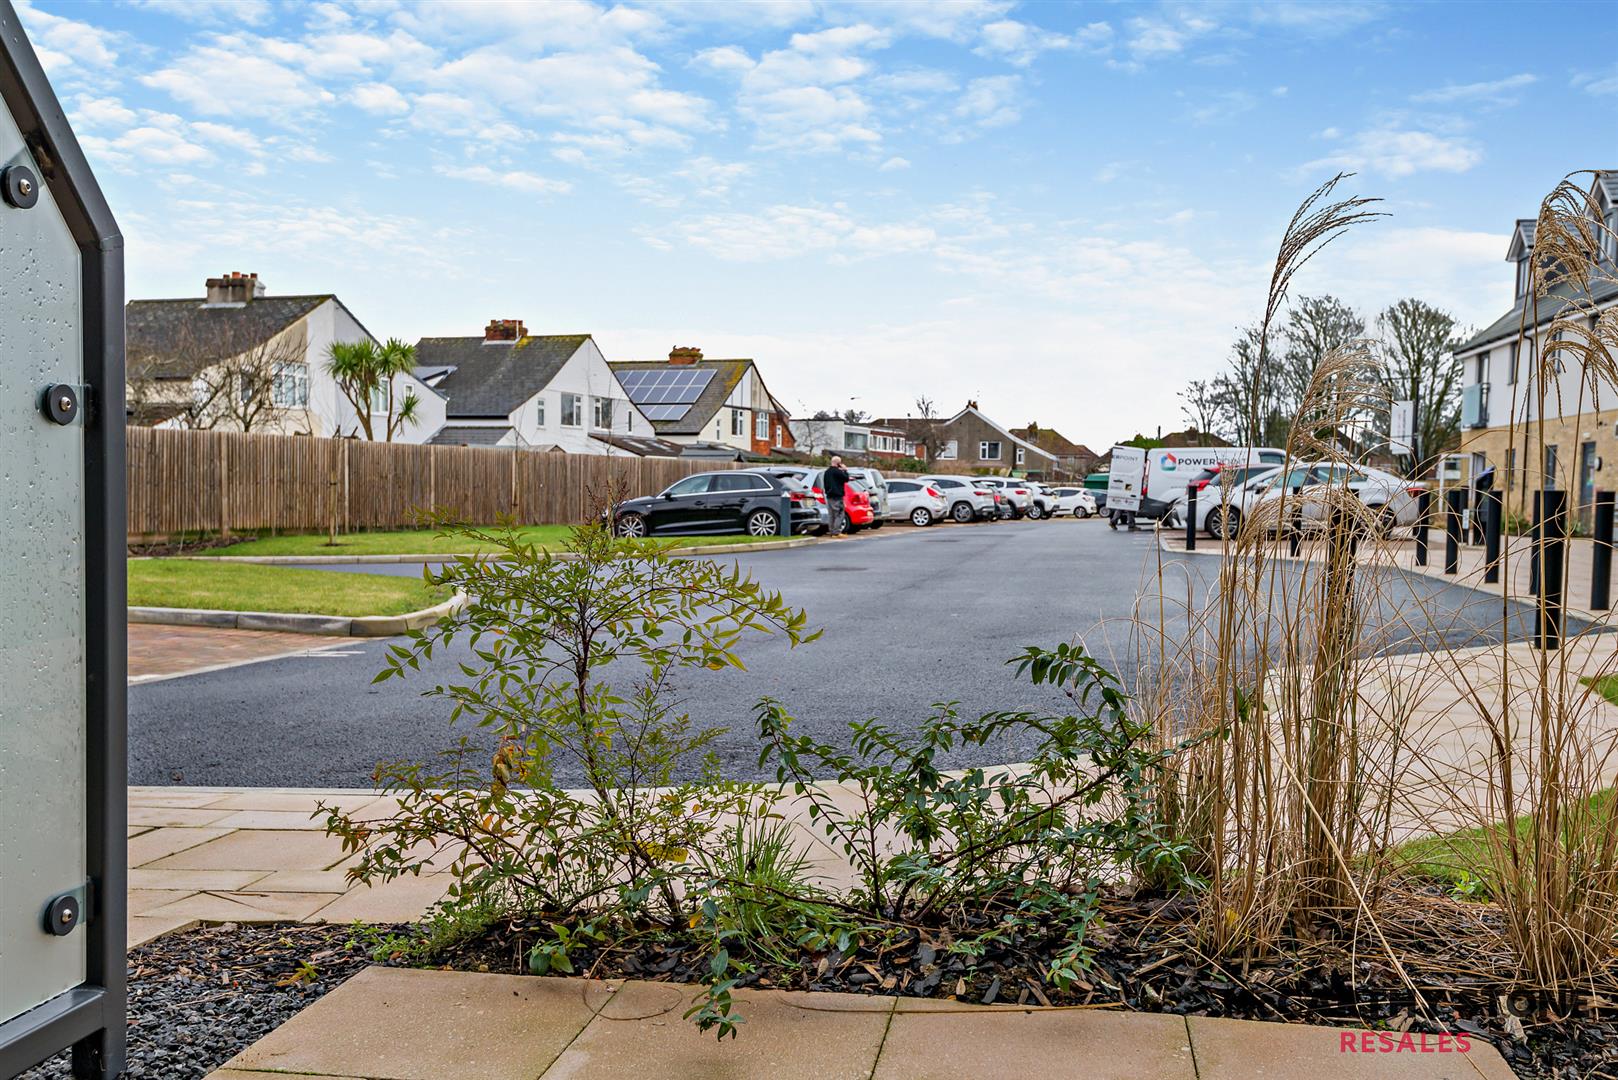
126;427;733;537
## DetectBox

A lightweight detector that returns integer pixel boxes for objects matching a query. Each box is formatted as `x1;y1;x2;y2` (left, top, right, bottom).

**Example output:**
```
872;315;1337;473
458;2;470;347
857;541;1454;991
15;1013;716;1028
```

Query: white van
1147;446;1286;505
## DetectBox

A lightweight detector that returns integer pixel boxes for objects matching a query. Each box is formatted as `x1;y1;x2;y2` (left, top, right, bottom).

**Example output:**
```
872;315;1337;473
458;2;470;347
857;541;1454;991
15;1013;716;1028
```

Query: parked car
977;477;1034;518
883;478;947;526
845;467;889;526
613;471;820;538
843;479;876;532
1261;463;1426;534
1195;464;1287;538
744;465;876;532
1021;481;1059;520
1048;486;1098;518
918;475;999;522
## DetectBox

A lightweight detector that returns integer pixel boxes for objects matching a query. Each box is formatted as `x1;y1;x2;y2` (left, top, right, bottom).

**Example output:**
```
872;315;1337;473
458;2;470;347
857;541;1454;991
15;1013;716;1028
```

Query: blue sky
18;0;1618;444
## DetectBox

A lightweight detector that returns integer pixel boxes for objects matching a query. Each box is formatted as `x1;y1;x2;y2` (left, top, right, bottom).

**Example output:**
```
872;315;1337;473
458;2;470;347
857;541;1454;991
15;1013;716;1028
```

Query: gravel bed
20;922;384;1079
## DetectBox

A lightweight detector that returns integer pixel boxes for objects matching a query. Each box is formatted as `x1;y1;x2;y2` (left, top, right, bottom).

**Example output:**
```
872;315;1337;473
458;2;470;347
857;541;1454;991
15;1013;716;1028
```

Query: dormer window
1507;219;1537;301
1516;256;1532;299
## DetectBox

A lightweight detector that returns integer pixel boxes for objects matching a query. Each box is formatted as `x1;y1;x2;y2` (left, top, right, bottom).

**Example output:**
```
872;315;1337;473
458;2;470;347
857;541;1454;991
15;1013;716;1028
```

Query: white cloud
71;95;136;129
14;0;120;73
1302;127;1482;178
1574;65;1618;96
954;75;1022;130
351;82;411;115
1413;73;1536;106
1187;89;1255;125
879;156;910;171
141;36;338;123
434;163;572;196
654;204;936;261
975;18;1111;66
128;0;273;26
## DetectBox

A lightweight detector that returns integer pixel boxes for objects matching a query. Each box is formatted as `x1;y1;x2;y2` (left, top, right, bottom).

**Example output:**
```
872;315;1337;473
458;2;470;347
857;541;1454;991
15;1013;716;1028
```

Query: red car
842;481;875;531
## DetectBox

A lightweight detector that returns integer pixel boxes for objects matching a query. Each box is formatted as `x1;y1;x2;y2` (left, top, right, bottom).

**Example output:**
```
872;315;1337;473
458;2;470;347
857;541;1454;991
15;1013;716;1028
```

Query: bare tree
1214;326;1287;446
902;394;939;460
1179;378;1224;441
1377;298;1462;476
127;319;310;433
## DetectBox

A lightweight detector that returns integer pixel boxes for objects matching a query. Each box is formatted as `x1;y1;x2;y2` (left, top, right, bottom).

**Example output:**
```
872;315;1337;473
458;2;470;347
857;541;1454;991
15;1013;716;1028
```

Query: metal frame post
1483;489;1503;584
1536;488;1568;651
0;3;125;1076
1592;490;1614;611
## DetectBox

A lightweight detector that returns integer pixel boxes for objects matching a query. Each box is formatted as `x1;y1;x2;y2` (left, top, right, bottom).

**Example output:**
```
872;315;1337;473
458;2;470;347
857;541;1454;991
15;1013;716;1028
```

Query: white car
1277;463;1426;532
918;475;998;522
1195;464;1289;539
883;478;948;526
845;466;889;524
1048;486;1098;518
977;477;1035;517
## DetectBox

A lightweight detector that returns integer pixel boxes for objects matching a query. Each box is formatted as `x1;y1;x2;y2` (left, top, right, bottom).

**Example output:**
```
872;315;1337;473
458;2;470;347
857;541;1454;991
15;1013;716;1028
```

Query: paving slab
311;870;450;923
874;1003;1196;1080
221;967;614;1080
146;828;349;871
1187;1015;1520;1079
128;826;234;867
128;913;199;948
543;981;894;1080
142;889;343;923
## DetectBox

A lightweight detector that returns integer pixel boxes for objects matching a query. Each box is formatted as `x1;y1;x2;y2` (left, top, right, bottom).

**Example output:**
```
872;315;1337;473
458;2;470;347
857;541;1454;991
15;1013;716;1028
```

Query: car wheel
1026;503;1044;520
1074;507;1090;519
1375;504;1399;537
910;507;933;527
1206;507;1239;540
745;509;780;537
616;513;647;538
951;501;974;523
870;519;885;530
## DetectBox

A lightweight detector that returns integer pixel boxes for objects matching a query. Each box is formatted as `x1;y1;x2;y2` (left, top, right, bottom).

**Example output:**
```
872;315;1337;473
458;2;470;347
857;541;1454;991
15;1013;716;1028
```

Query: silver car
883;478;948;526
845;466;889;525
977;477;1034;518
918;475;998;522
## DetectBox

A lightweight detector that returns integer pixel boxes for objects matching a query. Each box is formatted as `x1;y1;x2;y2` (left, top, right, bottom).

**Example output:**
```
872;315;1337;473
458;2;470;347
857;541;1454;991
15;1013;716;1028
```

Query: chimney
966;399;979;410
484;318;526;343
203;271;264;305
669;346;702;365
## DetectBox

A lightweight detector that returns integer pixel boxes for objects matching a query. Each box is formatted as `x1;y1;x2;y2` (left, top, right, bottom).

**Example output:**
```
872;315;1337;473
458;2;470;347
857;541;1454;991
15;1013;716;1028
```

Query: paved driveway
130;520;1577;787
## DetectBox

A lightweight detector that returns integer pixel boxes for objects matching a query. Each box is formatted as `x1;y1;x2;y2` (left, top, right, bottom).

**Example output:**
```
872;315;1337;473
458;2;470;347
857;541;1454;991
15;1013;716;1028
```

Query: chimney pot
484;318;526;342
669;346;702;364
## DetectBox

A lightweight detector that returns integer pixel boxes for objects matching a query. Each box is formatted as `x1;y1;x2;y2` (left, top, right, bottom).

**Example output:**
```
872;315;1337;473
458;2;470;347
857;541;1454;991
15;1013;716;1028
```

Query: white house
126;272;446;443
415;320;653;451
609;347;795;456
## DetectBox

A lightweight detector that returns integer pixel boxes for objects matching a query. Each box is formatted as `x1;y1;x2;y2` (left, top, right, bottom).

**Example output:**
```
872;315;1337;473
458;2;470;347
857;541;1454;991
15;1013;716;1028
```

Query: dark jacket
824;466;849;499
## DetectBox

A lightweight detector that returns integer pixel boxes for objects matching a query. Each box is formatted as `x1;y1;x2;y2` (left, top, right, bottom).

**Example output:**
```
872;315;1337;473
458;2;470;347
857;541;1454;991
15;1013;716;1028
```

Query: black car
613;471;820;538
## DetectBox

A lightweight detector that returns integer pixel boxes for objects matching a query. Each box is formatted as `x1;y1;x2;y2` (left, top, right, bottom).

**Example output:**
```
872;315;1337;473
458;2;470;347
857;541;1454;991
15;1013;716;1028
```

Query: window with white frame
756;412;771;440
1015;447;1025;466
272;361;309;407
592;396;614;429
367;380;387;413
561;392;583;427
535;394;546;427
938;440;958;459
980;440;1002;461
731;408;746;437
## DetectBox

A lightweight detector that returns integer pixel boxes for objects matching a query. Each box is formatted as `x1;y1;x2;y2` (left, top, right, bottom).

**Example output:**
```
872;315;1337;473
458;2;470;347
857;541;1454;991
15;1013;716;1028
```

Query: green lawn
129;560;451;616
199;526;791;558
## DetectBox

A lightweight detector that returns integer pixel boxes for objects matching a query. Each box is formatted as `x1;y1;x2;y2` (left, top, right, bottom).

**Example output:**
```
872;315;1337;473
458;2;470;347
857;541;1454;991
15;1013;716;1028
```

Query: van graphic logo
1161;453;1178;471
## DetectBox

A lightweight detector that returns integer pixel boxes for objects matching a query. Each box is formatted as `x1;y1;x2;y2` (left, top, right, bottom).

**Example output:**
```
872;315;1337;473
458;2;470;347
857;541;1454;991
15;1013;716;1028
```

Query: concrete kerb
128;592;467;638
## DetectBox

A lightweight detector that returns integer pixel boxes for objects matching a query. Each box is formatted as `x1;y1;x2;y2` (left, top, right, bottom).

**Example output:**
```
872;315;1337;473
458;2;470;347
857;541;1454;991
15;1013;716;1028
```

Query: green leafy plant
324;519;818;973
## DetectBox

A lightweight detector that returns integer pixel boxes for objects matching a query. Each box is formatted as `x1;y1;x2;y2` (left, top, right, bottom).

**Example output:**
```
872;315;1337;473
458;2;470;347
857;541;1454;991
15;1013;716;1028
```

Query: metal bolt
58;395;72;412
59;909;71;923
17;177;31;197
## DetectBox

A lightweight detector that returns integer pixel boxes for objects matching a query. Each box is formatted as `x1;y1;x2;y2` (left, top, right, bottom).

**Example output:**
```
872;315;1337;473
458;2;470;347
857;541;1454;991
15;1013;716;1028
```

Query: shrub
324;521;818;942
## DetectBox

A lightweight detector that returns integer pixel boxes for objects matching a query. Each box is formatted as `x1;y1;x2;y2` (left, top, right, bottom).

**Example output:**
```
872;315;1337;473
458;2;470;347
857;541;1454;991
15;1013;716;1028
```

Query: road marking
129;639;367;686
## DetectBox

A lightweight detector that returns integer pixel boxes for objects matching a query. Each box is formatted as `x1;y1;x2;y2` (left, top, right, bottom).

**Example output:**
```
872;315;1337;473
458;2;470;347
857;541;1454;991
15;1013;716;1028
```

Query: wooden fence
126;427;733;537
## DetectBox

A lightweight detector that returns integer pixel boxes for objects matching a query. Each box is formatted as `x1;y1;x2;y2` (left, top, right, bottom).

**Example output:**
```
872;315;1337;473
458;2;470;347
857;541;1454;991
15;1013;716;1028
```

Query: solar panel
618;367;714;418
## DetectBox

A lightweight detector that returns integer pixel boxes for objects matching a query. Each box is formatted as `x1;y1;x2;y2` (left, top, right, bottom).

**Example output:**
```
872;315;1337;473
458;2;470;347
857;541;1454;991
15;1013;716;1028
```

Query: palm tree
327;337;421;441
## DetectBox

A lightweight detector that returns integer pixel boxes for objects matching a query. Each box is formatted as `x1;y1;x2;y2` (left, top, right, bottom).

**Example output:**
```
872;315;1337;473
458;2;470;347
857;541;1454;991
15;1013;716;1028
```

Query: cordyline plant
323;519;818;945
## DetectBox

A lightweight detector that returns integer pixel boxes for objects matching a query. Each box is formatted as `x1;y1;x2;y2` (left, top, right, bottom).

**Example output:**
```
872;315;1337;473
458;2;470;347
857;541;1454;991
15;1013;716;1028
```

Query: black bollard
1414;489;1431;566
1483;489;1503;584
1536;489;1568;651
1592;490;1614;611
1529;492;1542;594
1185;483;1197;551
1444;488;1464;574
1287;501;1302;557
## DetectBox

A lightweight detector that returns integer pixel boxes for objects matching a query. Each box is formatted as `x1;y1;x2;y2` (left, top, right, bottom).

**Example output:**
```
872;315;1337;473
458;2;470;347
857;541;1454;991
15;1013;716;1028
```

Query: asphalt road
130;521;1580;787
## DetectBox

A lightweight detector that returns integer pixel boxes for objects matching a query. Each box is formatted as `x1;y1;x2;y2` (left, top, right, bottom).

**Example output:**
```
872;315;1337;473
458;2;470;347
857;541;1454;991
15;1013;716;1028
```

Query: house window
1508;342;1519;385
844;430;868;452
271;365;309;411
756;413;770;440
535;395;546;427
367;380;387;414
592;396;614;429
1015;447;1025;466
561;393;583;427
938;440;958;460
731;409;746;437
980;441;1002;461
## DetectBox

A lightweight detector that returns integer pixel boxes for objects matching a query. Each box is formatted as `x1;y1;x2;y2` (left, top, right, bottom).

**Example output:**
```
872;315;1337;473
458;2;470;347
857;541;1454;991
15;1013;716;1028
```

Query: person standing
824;455;851;537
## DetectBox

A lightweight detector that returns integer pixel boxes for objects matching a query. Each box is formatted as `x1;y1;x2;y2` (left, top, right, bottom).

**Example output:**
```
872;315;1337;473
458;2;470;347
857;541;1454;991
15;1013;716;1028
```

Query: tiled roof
608;358;751;436
126;295;331;378
428;425;515;447
416;334;590;418
1455;275;1618;354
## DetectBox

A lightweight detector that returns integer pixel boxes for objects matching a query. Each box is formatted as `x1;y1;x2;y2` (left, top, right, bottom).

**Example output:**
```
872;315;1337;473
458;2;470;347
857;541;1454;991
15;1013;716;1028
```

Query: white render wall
314;300;446;444
504;337;654;453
